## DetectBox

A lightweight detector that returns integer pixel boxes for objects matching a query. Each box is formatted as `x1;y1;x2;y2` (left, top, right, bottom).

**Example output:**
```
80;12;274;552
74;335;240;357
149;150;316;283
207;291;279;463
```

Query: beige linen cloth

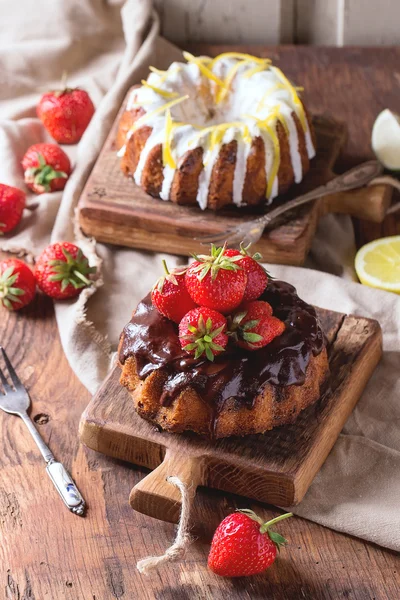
1;0;399;552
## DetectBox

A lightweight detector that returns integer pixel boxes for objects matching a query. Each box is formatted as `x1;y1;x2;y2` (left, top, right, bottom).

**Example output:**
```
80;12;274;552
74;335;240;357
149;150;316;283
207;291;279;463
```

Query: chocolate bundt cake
118;278;329;439
117;52;316;210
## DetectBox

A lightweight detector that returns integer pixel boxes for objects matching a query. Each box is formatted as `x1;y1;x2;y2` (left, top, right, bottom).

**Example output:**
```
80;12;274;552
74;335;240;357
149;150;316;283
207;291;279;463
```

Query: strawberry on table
230;300;285;350
0;184;26;234
179;307;228;361
34;242;96;300
224;245;269;301
37;82;95;144
22;144;71;195
208;510;293;577
0;259;36;310
185;244;247;314
151;260;197;323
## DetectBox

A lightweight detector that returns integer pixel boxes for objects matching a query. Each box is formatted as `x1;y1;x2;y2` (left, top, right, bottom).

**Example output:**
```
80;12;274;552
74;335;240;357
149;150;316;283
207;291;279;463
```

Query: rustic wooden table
1;45;400;599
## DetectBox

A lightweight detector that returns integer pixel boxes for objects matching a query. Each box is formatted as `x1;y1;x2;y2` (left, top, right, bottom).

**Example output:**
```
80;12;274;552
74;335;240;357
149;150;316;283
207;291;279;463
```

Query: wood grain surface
1;285;399;599
78;47;394;262
2;44;400;600
80;309;382;522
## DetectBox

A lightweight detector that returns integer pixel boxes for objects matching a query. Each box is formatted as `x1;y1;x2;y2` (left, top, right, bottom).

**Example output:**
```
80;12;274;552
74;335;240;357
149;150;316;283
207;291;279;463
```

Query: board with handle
79;308;382;523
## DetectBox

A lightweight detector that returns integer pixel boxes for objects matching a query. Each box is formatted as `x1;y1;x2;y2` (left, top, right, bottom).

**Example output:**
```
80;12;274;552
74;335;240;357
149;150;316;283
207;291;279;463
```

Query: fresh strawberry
37;83;95;144
0;184;26;234
34;242;96;300
151;260;197;323
185;245;247;314
230;300;285;350
208;510;293;577
0;259;36;310
179;307;228;361
224;246;269;301
22;144;71;194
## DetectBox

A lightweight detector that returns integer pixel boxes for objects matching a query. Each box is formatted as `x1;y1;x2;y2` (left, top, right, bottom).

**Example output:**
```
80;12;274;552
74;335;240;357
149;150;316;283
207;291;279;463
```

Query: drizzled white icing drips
120;54;315;210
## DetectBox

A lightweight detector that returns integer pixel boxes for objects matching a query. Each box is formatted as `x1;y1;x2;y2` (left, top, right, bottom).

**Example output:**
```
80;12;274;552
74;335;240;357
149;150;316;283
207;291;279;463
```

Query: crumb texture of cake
118;280;329;439
117;52;316;210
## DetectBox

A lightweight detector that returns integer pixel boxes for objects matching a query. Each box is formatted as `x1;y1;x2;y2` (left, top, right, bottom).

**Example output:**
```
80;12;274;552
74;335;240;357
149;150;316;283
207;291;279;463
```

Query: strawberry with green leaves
151;260;196;323
185;244;247;314
230;300;285;350
0;259;36;311
34;242;96;300
208;510;293;577
0;184;26;234
179;307;228;361
22;144;71;194
224;245;269;301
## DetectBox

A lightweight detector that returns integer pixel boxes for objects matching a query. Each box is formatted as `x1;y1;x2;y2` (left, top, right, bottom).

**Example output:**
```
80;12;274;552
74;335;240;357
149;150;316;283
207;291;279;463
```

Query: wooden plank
79;308;382;523
296;0;342;45
155;0;295;44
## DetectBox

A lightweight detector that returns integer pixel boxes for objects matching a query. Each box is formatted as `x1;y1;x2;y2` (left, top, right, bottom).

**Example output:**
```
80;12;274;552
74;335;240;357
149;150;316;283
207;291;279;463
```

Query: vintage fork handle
20;412;86;515
257;160;384;226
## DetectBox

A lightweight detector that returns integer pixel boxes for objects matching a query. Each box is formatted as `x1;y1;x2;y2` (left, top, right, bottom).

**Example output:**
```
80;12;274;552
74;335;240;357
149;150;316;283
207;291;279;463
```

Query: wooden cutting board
78;93;391;265
79;308;382;524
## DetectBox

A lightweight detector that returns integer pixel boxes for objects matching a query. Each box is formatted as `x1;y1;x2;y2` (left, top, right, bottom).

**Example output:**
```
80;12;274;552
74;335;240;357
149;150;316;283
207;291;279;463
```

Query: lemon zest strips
256;83;304;112
210;52;270;67
216;61;246;104
141;80;178;99
190;122;252;165
271;66;307;131
149;66;166;75
242;61;271;79
131;95;189;131
149;65;181;84
183;51;226;89
163;109;176;168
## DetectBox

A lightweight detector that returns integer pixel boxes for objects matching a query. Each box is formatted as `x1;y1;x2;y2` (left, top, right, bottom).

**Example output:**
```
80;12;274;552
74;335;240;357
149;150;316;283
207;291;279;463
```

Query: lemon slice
355;236;400;293
371;109;400;170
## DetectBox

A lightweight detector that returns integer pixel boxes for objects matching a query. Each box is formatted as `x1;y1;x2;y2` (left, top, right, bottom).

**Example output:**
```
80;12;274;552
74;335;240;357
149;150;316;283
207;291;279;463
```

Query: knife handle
46;461;86;516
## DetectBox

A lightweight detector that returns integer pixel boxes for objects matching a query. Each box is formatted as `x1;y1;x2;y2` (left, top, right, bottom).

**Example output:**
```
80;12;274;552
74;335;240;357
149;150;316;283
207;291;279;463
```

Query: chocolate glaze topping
119;280;325;413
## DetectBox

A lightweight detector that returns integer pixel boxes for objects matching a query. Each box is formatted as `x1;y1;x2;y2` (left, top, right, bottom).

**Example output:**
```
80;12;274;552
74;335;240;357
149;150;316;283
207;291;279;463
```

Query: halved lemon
355;236;400;294
371;109;400;170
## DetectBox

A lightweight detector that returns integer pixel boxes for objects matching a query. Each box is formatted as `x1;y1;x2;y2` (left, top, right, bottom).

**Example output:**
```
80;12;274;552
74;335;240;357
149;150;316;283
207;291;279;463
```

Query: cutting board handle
321;183;392;223
129;449;205;523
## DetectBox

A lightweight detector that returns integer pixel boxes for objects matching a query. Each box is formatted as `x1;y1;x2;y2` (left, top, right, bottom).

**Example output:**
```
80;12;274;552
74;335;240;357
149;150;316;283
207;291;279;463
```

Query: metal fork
0;346;86;516
197;160;384;247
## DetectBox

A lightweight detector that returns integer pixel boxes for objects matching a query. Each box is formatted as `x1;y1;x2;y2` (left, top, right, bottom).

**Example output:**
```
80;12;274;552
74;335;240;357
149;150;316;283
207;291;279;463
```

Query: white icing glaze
120;54;315;209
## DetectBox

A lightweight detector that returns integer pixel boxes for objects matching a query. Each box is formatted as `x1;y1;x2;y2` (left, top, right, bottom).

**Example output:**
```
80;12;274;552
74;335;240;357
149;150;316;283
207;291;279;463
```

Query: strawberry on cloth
0;184;26;234
34;242;96;300
22;144;71;194
37;82;95;144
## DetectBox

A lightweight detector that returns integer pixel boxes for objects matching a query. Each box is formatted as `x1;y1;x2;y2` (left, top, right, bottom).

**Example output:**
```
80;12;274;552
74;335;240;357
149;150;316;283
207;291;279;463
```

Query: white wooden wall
155;0;400;45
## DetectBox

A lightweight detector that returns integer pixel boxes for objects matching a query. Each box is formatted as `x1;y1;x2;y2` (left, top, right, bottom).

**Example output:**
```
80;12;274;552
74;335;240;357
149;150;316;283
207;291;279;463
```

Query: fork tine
196;232;234;246
0;364;11;393
0;347;22;389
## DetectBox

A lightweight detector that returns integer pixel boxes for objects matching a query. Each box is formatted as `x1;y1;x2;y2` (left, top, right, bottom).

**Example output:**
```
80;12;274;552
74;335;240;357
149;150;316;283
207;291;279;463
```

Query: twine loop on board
136;476;193;575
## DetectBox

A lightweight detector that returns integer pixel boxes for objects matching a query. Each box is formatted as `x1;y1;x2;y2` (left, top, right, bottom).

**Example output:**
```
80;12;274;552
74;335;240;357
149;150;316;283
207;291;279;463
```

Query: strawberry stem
259;512;293;534
162;259;170;276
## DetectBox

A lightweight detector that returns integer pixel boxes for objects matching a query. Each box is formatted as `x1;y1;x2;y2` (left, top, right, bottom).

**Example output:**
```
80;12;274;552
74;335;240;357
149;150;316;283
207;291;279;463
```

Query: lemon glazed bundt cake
117;52;316;210
118;245;329;439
